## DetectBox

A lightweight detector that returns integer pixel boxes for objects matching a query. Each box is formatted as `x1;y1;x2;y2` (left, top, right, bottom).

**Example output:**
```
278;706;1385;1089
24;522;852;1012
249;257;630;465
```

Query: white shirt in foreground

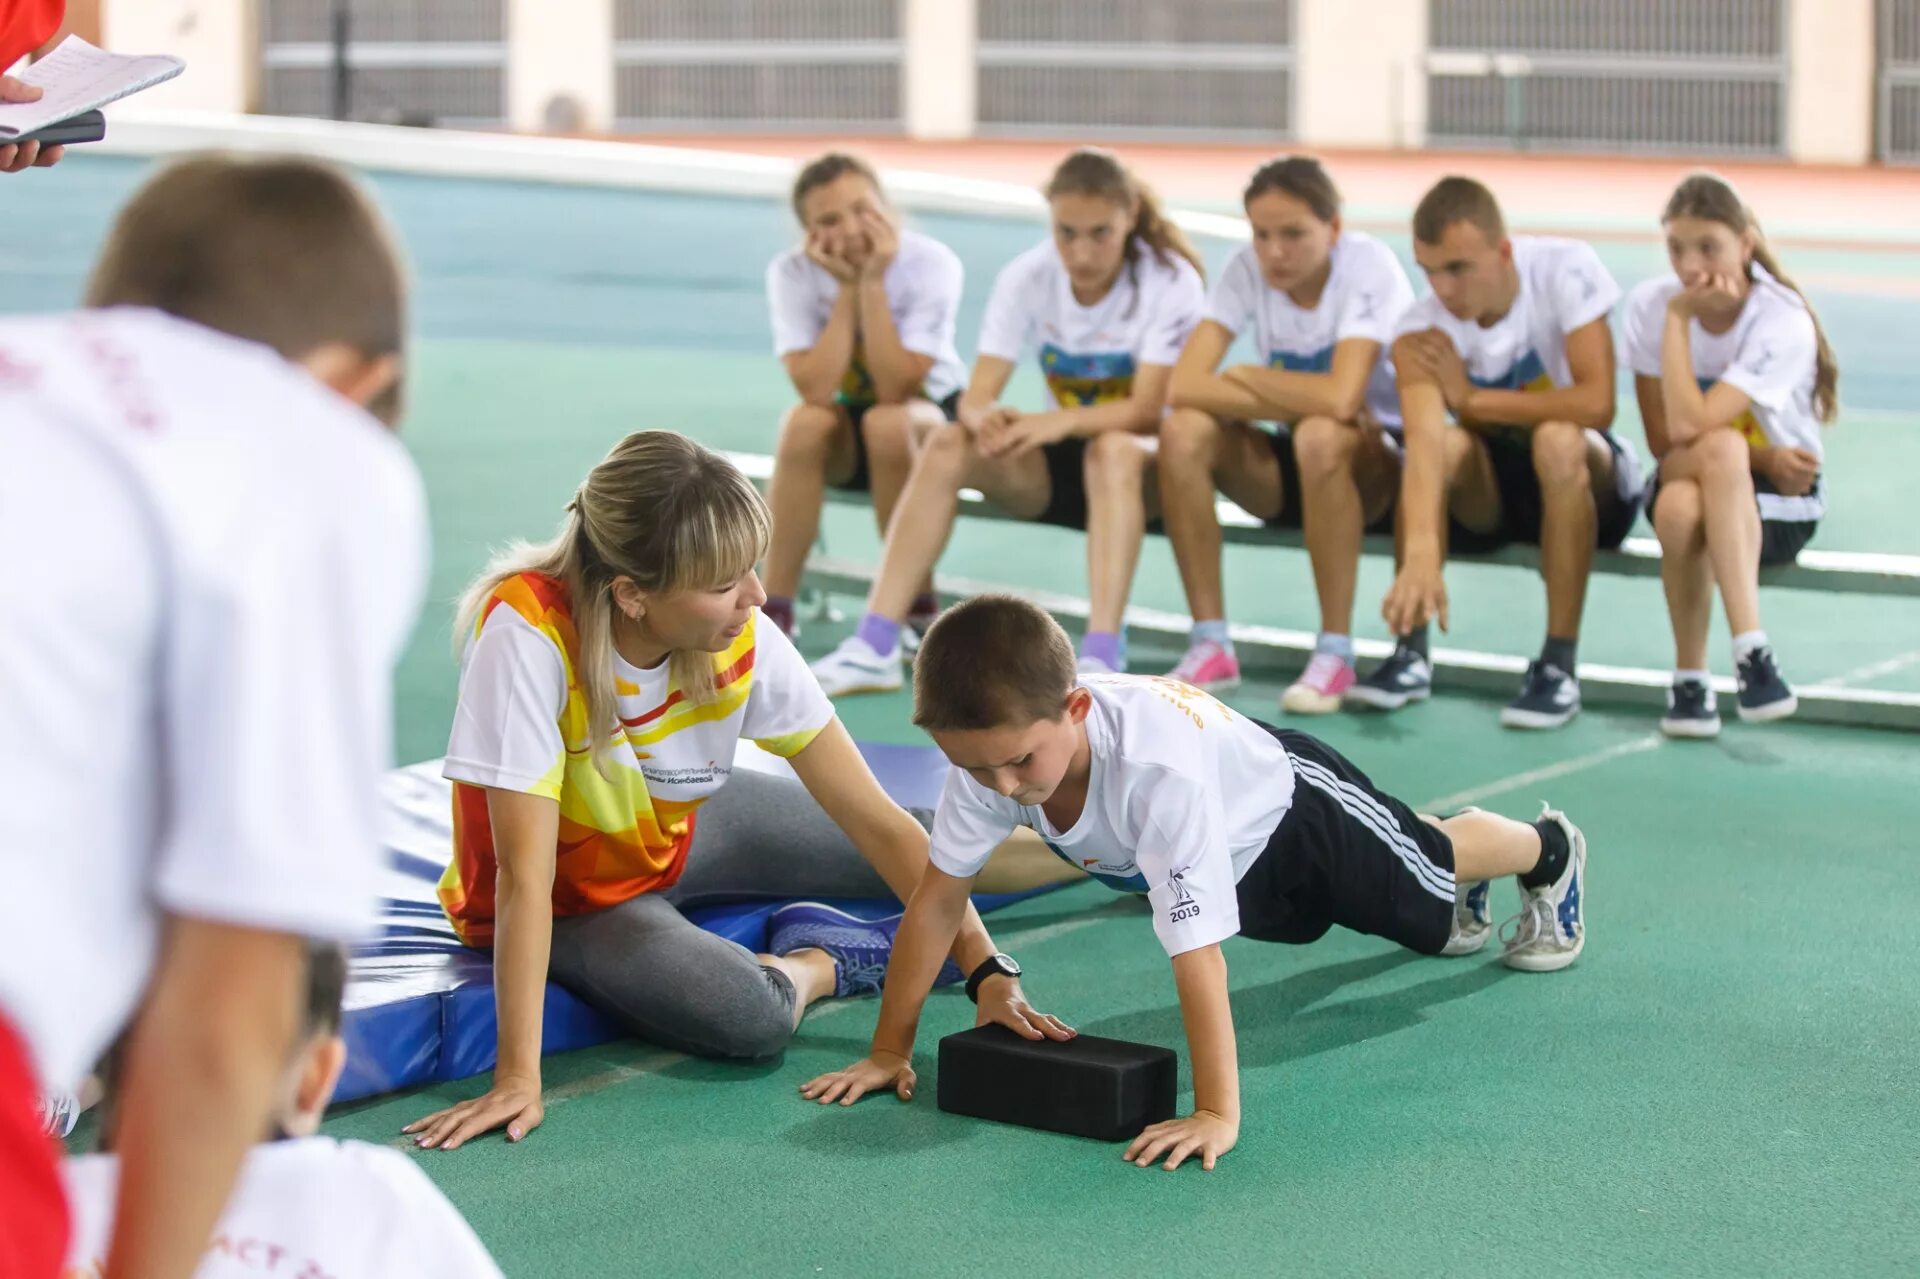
63;1137;502;1278
978;240;1206;410
1205;231;1416;426
0;309;429;1093
765;228;968;403
929;676;1296;958
1394;234;1621;392
1620;263;1825;521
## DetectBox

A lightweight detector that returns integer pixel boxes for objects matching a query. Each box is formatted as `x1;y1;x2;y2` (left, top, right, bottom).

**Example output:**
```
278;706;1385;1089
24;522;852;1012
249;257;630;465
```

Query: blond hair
454;432;771;773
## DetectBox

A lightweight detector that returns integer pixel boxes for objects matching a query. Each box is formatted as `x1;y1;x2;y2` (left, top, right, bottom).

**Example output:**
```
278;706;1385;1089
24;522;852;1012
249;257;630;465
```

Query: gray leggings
546;768;929;1061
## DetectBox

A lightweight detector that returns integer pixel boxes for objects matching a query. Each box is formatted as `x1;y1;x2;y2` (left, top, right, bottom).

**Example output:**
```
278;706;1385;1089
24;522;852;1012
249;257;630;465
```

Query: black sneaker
1736;646;1797;723
1343;645;1433;711
1500;661;1580;730
1659;678;1721;739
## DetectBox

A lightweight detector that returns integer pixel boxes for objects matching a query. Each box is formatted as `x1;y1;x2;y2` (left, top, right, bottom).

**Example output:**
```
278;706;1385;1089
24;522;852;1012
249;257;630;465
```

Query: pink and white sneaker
1168;640;1241;693
1281;652;1357;715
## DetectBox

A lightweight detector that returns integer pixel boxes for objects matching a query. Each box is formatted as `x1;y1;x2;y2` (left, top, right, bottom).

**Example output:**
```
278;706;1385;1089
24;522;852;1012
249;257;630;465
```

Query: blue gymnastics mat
338;740;1064;1102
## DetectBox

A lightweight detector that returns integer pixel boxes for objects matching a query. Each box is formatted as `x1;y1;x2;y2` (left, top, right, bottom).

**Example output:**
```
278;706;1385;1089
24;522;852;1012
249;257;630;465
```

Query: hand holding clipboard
0;36;184;173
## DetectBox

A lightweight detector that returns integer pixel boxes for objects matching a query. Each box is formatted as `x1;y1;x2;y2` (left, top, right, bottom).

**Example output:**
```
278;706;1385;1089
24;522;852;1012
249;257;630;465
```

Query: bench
724;451;1920;731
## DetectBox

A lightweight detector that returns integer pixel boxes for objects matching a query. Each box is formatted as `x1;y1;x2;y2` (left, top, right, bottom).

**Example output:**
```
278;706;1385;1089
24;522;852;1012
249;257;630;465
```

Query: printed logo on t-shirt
1470;347;1553;393
1694;376;1768;448
1040;345;1135;406
1041;838;1147;892
1166;868;1201;924
1138;675;1235;729
640;759;733;791
1269;345;1333;373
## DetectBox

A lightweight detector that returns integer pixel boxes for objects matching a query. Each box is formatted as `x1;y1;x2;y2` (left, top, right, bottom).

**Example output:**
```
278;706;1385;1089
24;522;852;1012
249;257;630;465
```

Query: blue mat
337;742;1063;1103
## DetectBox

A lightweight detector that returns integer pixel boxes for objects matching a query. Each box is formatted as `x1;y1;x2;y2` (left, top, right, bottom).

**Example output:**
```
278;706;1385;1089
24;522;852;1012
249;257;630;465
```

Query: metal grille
1425;0;1788;155
1879;0;1920;161
613;0;902;131
261;0;505;127
976;0;1294;140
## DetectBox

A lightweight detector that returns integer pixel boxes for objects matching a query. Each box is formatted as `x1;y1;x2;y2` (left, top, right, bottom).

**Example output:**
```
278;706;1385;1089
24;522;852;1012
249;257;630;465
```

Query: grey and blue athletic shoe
1500;805;1586;972
1736;646;1797;723
1660;678;1721;739
767;902;963;997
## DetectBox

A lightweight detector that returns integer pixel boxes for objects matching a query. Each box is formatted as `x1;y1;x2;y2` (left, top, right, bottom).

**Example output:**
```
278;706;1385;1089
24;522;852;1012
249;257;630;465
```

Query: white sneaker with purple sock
810;613;904;697
1078;631;1125;675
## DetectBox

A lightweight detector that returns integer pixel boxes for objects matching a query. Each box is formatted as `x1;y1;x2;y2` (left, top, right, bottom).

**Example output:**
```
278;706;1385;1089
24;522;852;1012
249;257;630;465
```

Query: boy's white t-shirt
0;309;429;1095
928;676;1295;959
1394;234;1621;393
766;228;968;403
978;241;1206;410
1205;230;1417;426
63;1137;503;1278
1620;263;1825;521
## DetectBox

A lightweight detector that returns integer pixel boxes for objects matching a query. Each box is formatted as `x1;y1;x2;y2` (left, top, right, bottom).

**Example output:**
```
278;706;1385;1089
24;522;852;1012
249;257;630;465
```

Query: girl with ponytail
407;432;1065;1151
1621;171;1839;737
810;148;1207;695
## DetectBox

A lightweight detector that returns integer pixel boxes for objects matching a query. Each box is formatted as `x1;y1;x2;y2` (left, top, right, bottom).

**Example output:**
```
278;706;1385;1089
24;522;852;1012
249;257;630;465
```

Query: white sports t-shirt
1204;230;1416;426
1394;234;1621;393
766;228;967;403
0;309;429;1094
63;1137;503;1278
1621;263;1825;521
978;241;1206;410
928;676;1295;959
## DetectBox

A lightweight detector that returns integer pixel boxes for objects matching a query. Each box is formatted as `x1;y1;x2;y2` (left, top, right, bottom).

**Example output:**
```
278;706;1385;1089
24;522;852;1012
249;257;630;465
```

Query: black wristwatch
965;953;1022;1003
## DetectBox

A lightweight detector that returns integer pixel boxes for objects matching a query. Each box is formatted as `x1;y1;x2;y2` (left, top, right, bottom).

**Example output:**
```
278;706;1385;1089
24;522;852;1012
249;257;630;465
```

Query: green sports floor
11;156;1920;1275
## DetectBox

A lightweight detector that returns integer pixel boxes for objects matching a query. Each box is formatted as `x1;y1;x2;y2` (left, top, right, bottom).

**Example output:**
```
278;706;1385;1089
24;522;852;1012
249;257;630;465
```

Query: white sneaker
39;1090;79;1139
1499;804;1586;972
810;635;904;697
1442;879;1492;956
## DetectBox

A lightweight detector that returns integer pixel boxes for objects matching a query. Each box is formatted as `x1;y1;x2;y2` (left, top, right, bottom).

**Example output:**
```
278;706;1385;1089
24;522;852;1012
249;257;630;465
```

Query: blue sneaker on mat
766;902;963;997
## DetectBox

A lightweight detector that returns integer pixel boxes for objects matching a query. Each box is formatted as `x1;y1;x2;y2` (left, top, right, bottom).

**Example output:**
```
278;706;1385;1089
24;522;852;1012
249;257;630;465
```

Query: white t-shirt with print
978;241;1206;410
928;675;1295;959
1621;263;1824;521
0;309;429;1095
1394;234;1620;392
766;228;967;403
444;606;835;809
63;1138;503;1278
1205;230;1416;426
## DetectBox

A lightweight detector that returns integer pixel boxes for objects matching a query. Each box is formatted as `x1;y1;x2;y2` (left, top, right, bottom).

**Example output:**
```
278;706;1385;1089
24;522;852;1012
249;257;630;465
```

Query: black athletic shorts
1258;423;1397;534
831;391;962;493
1644;470;1820;567
1236;727;1457;956
1450;426;1642;554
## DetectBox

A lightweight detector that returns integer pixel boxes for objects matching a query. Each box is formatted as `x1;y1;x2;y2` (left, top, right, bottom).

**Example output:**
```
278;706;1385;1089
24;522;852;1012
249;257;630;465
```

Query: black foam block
936;1024;1177;1141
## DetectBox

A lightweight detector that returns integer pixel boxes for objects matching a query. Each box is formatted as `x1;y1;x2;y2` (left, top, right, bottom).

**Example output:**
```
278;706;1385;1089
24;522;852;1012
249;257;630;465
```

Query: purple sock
763;596;795;635
1081;631;1122;670
855;612;902;656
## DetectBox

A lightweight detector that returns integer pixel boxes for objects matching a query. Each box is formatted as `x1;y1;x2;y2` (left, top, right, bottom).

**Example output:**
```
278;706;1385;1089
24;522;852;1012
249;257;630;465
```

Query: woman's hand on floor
404;1074;545;1150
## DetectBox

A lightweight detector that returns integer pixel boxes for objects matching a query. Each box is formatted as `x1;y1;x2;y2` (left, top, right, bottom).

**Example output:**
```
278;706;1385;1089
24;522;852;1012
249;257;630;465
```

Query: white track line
1809;647;1920;690
1417;733;1663;813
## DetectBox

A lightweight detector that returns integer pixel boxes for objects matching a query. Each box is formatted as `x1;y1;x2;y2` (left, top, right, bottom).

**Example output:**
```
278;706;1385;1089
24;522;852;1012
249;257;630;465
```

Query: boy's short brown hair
912;595;1078;732
1412;175;1507;246
85;154;406;365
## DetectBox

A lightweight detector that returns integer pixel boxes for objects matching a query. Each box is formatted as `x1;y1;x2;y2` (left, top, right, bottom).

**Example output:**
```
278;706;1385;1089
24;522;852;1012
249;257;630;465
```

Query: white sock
1674;668;1711;685
1732;630;1769;661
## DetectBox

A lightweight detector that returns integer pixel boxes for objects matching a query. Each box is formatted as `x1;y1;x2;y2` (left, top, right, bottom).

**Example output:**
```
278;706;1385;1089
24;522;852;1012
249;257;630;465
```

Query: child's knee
1692;427;1749;474
1652;479;1704;542
860;404;914;459
776;402;843;461
1292;415;1358;484
1083;431;1148;489
1158;407;1221;472
1530;421;1590;490
915;420;976;478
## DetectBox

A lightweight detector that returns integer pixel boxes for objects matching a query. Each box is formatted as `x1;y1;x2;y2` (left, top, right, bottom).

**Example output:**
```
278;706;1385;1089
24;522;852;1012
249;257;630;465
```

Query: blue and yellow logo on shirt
1040;838;1150;893
1041;344;1135;406
1269;346;1333;373
1470;347;1554;393
1695;376;1767;448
